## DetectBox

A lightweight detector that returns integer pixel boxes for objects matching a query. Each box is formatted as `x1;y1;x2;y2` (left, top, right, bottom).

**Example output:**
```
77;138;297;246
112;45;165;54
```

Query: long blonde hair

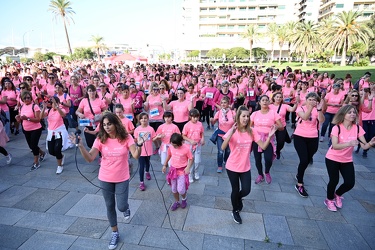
235;105;253;136
332;105;358;125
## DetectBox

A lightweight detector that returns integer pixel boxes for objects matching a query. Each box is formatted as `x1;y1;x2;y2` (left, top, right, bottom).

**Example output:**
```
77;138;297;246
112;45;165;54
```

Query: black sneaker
295;185;308;198
108;231;119;250
276;152;280;160
14;130;20;135
362;151;368;158
123;208;131;220
232;210;242;224
309;158;313;165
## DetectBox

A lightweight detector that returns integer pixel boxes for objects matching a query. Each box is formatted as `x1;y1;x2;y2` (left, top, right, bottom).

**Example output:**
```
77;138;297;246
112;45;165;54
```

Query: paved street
0;126;374;250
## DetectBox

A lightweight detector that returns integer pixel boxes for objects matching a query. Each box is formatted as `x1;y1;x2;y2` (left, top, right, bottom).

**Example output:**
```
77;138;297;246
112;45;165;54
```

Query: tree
72;47;94;60
267;23;278;63
285;21;298;62
159;53;171;60
226;47;249;60
187;50;200;60
242;24;260;63
366;14;375;57
348;42;367;62
292;20;321;67
324;10;374;66
49;0;75;55
33;52;44;62
91;35;107;59
206;48;226;62
276;24;288;65
252;47;267;58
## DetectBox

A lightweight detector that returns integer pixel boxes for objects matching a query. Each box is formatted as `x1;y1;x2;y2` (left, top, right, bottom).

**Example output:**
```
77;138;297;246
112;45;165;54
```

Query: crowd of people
1;60;375;248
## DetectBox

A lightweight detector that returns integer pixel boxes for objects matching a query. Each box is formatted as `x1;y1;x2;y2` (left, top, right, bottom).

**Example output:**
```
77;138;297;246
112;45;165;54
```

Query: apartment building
318;0;375;21
298;0;321;22
180;0;299;59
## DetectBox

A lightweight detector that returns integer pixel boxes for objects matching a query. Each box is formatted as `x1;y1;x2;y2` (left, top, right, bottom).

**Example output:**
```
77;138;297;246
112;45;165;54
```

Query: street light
23;30;33;58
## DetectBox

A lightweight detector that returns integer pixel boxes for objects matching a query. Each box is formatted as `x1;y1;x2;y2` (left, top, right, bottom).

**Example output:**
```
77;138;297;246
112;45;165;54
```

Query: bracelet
136;143;143;147
317;109;322;111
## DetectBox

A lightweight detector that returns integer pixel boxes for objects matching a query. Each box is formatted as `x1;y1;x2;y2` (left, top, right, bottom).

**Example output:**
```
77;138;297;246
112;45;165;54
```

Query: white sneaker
319;136;324;142
56;166;63;174
189;174;194;183
61;154;65;166
194;172;200;180
6;153;12;165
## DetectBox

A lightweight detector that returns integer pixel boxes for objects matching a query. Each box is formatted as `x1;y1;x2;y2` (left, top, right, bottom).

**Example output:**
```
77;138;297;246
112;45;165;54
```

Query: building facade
318;0;375;21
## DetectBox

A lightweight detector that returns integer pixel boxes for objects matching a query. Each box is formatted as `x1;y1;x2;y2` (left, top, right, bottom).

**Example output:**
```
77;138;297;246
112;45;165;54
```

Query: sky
0;0;182;53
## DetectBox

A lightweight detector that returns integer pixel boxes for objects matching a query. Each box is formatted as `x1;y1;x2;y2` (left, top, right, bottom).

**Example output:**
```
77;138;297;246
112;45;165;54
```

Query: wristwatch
27;118;31;121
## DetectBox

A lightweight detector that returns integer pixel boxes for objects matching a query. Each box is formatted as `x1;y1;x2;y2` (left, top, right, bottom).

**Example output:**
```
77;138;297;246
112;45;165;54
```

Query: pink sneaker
265;173;272;184
255;175;264;184
146;172;151;180
139;182;145;191
181;199;187;209
324;199;337;212
171;202;180;211
334;194;343;208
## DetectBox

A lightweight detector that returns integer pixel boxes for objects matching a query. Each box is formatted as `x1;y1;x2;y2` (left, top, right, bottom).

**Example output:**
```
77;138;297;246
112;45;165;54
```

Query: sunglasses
48;77;55;79
20;86;25;89
24;96;31;100
25;79;32;81
160;87;165;90
153;89;160;91
351;95;359;97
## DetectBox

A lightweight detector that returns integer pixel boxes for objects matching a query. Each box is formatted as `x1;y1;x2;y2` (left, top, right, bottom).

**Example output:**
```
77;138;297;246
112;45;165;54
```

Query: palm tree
276;24;288;65
348;42;367;62
91;35;107;59
292;20;321;67
267;23;278;63
324;10;374;66
285;21;298;62
49;0;75;55
242;24;260;64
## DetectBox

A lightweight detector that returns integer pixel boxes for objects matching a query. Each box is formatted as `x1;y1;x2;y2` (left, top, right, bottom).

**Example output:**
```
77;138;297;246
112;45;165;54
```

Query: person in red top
40;96;67;174
162;133;193;211
324;105;375;212
222;106;277;224
293;92;325;198
71;112;147;250
16;91;47;171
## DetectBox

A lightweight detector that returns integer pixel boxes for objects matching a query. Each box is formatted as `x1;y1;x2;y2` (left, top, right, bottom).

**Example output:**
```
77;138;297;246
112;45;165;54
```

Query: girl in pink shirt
16;91;46;171
40;96;67;174
250;95;283;184
324;105;375;212
293;92;325;198
222;106;276;224
162;133;193;211
134;112;161;191
182;109;205;183
72;112;146;249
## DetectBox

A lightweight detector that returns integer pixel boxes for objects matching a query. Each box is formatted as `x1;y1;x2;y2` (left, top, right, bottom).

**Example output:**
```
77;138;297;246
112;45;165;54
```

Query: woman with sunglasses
294;92;324;197
42;73;58;97
16;91;47;171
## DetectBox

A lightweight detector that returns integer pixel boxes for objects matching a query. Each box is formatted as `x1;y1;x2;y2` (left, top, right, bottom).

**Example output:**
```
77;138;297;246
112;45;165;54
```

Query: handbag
87;98;102;122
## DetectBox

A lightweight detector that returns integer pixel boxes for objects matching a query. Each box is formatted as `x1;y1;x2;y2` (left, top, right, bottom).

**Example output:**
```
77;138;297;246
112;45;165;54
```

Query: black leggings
252;142;274;176
275;127;287;154
293;135;319;184
0;146;8;156
173;121;188;134
325;158;355;200
84;126;97;148
24;128;42;156
195;100;204;119
204;105;214;126
226;169;251;212
47;136;63;160
139;156;150;182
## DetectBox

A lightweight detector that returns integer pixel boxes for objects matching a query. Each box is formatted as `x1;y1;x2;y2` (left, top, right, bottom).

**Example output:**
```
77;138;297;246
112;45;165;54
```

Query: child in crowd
156;111;180;167
182;109;205;183
162;133;193;211
134;112;161;191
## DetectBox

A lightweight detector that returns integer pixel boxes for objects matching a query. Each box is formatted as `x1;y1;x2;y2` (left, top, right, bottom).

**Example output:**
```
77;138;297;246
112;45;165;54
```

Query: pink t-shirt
69;85;84;107
147;94;164;120
326;124;365;163
0;93;9;112
156;123;180;145
78;98;106;120
3;90;18;107
120;117;135;133
223;129;260;173
325;92;344;114
43;83;56;96
214;109;236;136
362;99;375;121
134;125;156;156
56;93;71;114
202;87;218;108
20;103;42;131
269;104;289;127
294;106;320;138
168;144;193;175
45;108;65;130
93;136;134;182
169;100;190;123
250;110;281;134
116;96;133;120
182;121;204;144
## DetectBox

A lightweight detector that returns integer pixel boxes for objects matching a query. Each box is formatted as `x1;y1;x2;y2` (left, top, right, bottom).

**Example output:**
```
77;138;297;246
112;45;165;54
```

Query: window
249;7;255;11
307;12;312;16
278;5;285;9
229;0;235;2
336;4;344;8
228;25;234;29
219;16;226;19
240;0;246;2
239;25;246;29
229;7;236;11
209;8;216;11
200;8;208;12
220;0;226;2
363;13;372;17
218;34;226;37
219;25;226;29
258;24;266;29
220;8;227;11
260;7;266;10
240;7;246;11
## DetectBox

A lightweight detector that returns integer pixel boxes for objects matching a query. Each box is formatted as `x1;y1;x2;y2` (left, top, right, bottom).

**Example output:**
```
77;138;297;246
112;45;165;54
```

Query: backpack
353;79;361;91
0;109;9;126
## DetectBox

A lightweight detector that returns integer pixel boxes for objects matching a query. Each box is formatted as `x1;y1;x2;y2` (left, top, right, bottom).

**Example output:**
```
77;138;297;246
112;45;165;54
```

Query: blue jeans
217;136;230;167
321;112;335;137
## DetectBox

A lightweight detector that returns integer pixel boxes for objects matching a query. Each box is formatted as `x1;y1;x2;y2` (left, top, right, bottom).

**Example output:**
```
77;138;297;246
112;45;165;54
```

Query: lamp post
23;30;33;58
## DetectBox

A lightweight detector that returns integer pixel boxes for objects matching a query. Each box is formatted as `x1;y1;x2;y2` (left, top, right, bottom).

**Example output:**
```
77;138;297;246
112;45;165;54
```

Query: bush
318;62;334;68
353;57;370;67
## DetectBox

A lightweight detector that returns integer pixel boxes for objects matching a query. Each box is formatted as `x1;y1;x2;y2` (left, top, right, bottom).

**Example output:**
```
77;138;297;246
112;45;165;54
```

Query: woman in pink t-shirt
166;88;193;133
250;95;283;185
324;105;375;212
360;83;375;158
210;96;235;173
222;106;277;224
40;96;67;174
134;112;161;191
72;112;147;249
144;82;166;132
201;78;218;130
2;79;20;135
16;91;46;171
293;92;325;198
